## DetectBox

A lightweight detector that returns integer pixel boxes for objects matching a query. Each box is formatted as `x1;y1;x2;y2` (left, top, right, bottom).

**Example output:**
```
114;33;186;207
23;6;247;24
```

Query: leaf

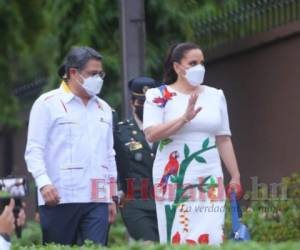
184;144;190;158
159;138;173;151
170;175;177;183
176;175;183;184
159;141;164;151
199;176;212;192
195;156;207;163
202;137;210;149
178;195;190;204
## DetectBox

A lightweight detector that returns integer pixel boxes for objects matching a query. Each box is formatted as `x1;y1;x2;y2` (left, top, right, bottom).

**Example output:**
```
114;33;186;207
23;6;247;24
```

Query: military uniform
114;117;159;241
114;76;159;242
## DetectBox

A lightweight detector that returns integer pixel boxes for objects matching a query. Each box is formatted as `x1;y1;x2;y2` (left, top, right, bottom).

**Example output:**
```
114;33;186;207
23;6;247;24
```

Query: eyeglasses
79;70;106;79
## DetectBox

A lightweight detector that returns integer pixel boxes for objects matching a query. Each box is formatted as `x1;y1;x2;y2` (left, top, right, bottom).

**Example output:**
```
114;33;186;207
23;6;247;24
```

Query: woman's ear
173;62;184;76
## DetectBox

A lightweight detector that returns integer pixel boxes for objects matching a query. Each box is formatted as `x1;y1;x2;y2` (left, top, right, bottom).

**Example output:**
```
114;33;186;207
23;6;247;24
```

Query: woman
143;42;241;245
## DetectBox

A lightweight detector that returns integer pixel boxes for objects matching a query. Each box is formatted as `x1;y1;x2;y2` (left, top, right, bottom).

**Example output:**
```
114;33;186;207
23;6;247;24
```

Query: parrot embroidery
153;85;176;108
159;151;180;194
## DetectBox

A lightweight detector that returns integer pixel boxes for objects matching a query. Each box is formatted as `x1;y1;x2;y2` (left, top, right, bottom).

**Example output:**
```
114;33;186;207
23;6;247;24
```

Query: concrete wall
206;28;300;190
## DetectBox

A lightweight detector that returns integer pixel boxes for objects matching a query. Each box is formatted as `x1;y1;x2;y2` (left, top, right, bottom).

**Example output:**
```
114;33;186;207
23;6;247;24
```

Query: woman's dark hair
163;42;200;85
58;47;102;79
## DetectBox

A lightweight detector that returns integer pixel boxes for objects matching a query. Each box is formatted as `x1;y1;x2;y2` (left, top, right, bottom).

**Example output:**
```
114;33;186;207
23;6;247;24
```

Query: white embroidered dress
143;84;231;245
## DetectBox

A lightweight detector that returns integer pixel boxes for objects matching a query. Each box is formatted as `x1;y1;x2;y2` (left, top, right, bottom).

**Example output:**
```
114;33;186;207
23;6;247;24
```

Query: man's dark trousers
39;203;108;245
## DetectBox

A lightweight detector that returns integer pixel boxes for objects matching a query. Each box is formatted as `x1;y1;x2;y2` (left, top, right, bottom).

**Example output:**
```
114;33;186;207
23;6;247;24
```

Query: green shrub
11;173;300;248
11;241;300;250
225;173;300;241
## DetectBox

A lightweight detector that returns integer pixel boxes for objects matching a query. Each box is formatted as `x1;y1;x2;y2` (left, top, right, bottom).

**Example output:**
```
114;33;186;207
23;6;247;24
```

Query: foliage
0;0;121;128
224;173;300;241
164;138;216;242
11;241;300;250
0;0;245;128
11;221;42;246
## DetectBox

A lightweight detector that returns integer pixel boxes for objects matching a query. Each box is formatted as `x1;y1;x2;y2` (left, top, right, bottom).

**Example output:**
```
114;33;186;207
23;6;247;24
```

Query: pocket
59;164;86;190
94;118;110;140
56;116;82;143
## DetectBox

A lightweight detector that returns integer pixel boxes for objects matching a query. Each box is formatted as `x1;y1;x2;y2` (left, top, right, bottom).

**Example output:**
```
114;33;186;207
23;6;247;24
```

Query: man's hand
108;202;117;224
40;184;60;206
0;199;15;235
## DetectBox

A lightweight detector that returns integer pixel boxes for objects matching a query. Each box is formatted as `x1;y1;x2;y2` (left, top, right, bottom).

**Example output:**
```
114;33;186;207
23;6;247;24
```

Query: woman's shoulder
203;85;225;97
203;84;221;92
145;84;169;97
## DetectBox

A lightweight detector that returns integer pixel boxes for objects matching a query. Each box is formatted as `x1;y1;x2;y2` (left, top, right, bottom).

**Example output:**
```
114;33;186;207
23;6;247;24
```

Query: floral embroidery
152;85;176;108
164;138;217;243
159;138;173;151
172;231;181;244
172;232;209;245
179;204;189;232
198;234;209;244
186;239;197;245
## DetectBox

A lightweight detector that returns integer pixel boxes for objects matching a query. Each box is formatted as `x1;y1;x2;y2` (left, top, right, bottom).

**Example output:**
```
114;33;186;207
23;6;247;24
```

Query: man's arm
24;98;60;206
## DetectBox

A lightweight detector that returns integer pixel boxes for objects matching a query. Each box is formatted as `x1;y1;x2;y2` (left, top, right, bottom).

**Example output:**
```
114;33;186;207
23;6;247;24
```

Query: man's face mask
133;100;145;121
78;74;103;96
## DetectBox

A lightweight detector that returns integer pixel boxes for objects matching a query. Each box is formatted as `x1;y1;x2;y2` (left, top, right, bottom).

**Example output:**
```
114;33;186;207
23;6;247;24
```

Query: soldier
114;77;159;242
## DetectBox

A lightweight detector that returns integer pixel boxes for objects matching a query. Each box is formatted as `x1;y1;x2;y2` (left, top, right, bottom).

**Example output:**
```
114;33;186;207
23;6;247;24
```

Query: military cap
128;77;158;99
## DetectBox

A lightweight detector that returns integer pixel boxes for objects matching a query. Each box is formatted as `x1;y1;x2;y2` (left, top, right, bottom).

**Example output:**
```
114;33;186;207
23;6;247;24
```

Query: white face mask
185;64;205;86
79;74;103;96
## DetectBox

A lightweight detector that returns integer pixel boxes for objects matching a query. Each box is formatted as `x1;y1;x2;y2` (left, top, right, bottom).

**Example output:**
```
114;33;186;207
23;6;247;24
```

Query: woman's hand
182;93;202;122
227;177;243;199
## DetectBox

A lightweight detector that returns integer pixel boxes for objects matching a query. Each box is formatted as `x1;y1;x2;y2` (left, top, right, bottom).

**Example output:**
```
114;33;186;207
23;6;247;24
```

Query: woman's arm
216;135;241;185
145;116;188;142
144;93;201;143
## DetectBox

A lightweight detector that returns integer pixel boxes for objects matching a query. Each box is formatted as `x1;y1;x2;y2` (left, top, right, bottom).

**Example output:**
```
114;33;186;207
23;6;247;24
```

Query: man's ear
69;68;78;78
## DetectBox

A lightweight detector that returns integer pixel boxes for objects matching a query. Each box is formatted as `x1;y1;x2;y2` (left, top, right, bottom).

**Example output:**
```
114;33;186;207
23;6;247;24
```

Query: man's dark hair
58;47;102;79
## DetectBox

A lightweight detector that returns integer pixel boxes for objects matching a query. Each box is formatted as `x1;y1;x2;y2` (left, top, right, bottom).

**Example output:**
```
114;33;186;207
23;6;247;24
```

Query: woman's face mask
184;64;206;86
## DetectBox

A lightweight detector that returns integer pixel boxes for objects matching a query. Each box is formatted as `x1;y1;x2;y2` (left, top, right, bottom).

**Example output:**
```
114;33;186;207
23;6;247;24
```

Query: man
25;47;117;245
114;77;159;242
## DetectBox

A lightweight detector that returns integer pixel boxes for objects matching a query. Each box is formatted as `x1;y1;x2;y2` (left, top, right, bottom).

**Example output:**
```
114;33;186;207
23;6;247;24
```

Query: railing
195;0;300;51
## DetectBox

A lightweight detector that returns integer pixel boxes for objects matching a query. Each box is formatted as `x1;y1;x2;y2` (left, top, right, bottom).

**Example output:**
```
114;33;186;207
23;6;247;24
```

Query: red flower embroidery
198;233;209;244
152;85;176;108
172;231;181;244
186;239;197;245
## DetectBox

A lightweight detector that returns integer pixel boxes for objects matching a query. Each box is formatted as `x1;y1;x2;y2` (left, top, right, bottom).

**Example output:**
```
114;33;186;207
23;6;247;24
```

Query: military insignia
134;152;143;161
125;141;143;151
143;86;150;94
